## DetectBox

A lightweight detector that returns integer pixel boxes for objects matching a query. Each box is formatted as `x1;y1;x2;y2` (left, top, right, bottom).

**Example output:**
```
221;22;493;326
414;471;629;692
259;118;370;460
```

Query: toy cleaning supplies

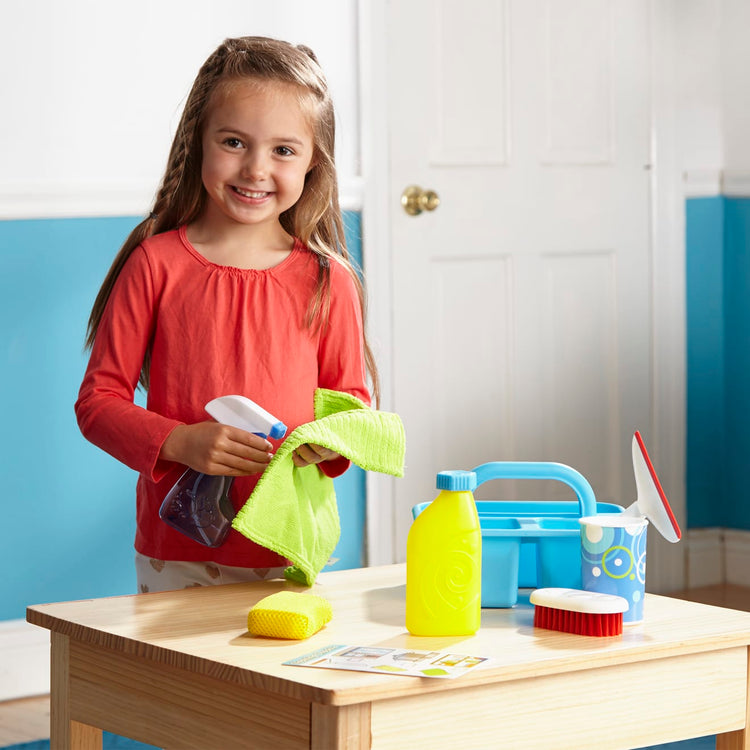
159;396;286;548
232;389;405;585
406;470;481;636
530;588;628;637
579;431;681;623
247;591;332;640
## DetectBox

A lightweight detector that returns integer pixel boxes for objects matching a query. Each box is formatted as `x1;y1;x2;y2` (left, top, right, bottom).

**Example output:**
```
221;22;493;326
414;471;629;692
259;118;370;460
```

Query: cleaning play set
411;461;623;608
160;389;407;642
407;431;681;637
165;394;677;644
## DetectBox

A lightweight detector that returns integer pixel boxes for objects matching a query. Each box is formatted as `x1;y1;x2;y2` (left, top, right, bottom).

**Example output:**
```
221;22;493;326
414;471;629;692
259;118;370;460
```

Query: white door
369;1;672;569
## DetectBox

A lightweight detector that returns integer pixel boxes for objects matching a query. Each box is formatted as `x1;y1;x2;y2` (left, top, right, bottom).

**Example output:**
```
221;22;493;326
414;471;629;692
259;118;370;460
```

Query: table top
27;564;750;707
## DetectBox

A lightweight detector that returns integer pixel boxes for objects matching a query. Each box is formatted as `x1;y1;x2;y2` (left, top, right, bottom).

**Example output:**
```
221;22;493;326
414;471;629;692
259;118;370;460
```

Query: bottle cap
436;470;477;492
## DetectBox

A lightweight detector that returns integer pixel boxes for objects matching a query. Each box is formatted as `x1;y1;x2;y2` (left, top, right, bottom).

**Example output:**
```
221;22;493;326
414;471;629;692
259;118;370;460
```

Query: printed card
284;644;492;678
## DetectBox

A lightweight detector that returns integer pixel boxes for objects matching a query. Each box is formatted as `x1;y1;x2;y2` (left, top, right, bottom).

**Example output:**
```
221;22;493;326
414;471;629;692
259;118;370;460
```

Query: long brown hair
85;36;379;404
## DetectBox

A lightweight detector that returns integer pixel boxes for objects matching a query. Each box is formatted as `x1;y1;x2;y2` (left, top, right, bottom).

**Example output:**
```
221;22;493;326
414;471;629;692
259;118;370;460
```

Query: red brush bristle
533;604;623;637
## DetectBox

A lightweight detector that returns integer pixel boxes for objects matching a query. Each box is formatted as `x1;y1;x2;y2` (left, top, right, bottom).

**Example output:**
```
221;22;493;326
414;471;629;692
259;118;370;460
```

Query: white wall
674;0;723;195
0;0;361;219
675;0;750;196
721;0;750;185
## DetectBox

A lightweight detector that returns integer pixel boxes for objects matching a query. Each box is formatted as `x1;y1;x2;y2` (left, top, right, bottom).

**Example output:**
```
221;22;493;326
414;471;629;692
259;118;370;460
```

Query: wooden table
27;564;750;749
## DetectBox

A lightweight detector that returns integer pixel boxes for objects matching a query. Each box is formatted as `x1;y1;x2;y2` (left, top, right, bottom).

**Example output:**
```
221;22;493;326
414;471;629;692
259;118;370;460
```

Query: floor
1;584;749;746
0;695;49;746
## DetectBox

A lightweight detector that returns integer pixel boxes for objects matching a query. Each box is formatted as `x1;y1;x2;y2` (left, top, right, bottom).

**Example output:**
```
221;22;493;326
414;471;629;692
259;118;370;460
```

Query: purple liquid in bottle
159;471;236;547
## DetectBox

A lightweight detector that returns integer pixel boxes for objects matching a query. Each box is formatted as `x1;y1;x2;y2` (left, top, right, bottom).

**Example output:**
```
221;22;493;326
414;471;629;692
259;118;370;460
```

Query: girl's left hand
292;443;341;468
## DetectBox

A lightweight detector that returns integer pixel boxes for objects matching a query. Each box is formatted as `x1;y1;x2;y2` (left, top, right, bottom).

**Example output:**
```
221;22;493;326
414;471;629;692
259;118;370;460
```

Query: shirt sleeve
316;259;372;478
74;246;182;481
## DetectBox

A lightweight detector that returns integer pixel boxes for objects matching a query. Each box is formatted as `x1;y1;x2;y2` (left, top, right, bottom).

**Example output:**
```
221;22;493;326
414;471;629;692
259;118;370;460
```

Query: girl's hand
161;422;273;476
291;443;341;468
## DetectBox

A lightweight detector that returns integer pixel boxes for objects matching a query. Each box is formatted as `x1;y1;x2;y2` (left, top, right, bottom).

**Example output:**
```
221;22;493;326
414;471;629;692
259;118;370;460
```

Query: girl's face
199;80;316;235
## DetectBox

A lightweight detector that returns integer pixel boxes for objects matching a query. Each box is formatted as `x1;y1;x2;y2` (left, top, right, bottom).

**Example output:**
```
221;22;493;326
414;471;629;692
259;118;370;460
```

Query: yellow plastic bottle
406;470;482;636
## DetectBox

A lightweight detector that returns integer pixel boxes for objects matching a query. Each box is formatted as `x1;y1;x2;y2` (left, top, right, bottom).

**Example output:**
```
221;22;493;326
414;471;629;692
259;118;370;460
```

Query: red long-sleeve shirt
75;226;369;566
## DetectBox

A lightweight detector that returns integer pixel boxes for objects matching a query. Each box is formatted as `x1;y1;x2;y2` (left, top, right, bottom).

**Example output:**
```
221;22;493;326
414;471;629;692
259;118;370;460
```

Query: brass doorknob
401;185;440;216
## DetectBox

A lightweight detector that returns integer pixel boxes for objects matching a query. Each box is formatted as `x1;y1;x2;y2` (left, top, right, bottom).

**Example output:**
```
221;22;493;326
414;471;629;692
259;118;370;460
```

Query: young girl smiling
76;36;378;592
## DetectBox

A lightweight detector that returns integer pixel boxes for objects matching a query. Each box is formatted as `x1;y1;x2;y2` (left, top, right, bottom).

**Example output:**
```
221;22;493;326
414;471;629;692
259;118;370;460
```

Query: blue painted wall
723;199;750;529
686;197;750;530
0;212;365;621
685;198;725;528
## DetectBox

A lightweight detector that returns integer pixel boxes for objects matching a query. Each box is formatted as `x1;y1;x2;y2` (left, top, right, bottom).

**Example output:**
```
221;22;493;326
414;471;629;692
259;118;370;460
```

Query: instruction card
284;644;492;678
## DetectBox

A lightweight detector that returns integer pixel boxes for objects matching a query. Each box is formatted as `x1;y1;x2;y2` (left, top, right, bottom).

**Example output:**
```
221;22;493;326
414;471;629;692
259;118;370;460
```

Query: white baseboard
724;530;750;587
0;619;50;701
685;527;725;588
685;527;750;589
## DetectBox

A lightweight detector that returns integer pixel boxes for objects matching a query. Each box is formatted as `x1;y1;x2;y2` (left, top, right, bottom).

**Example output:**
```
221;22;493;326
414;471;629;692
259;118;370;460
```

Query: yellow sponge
247;591;333;640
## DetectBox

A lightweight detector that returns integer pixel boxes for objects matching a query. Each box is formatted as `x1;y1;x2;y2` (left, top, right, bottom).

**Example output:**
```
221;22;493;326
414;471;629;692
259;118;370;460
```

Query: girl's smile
197;80;316;242
232;187;271;200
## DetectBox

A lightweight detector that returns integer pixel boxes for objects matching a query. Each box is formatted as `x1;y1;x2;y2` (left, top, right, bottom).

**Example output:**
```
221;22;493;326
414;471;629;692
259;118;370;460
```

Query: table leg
50;632;103;750
717;647;750;750
310;702;371;749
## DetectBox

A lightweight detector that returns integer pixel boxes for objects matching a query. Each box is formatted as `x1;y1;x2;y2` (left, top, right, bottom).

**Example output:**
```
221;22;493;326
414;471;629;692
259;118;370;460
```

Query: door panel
385;0;653;556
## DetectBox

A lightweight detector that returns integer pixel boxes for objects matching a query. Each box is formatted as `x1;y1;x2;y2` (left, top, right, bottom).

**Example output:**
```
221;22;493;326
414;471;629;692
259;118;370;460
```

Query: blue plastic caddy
411;461;623;608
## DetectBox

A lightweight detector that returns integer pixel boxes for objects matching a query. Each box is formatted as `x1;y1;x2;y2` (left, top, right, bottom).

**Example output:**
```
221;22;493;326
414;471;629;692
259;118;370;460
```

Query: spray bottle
406;470;481;636
159;395;286;548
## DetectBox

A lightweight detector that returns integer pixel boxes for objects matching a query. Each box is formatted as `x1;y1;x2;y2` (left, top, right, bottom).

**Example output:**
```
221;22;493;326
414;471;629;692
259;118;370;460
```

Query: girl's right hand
160;422;274;476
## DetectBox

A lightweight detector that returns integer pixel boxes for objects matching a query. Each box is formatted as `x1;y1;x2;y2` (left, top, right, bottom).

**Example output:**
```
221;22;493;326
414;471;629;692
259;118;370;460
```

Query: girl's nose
242;151;268;181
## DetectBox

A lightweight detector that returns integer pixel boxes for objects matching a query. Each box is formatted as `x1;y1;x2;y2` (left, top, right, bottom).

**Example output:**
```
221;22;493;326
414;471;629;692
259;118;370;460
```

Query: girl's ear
306;143;320;173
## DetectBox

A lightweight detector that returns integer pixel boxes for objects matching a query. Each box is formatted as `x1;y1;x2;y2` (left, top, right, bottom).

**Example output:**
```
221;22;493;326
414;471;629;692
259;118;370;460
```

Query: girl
75;36;379;593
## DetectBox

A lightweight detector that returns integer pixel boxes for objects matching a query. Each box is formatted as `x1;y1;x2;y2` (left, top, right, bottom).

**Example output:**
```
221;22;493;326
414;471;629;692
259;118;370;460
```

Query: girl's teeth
235;187;267;198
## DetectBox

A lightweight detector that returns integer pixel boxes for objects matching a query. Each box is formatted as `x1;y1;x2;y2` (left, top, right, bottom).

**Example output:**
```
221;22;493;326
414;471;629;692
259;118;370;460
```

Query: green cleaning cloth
232;388;405;586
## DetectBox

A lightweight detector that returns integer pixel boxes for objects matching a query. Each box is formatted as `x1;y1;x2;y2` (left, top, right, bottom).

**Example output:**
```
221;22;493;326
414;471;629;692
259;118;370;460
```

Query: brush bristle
533;603;623;637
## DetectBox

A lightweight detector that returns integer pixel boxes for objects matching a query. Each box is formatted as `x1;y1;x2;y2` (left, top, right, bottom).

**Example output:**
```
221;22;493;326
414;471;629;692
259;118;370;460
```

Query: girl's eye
275;146;294;157
223;137;243;149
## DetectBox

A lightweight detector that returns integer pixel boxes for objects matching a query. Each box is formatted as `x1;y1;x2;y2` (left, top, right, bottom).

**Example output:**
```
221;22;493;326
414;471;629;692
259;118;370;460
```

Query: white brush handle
530;588;628;614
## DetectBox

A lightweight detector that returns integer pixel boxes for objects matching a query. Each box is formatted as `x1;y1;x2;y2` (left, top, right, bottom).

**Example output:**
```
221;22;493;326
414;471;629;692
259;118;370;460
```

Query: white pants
135;552;286;593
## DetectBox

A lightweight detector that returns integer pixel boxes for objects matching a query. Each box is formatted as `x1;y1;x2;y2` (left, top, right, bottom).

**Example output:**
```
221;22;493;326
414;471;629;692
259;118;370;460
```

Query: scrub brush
530;588;629;637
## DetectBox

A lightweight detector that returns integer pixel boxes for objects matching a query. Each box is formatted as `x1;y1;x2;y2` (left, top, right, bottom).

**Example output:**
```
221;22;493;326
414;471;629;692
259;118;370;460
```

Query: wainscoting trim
685;527;750;588
0;619;49;701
